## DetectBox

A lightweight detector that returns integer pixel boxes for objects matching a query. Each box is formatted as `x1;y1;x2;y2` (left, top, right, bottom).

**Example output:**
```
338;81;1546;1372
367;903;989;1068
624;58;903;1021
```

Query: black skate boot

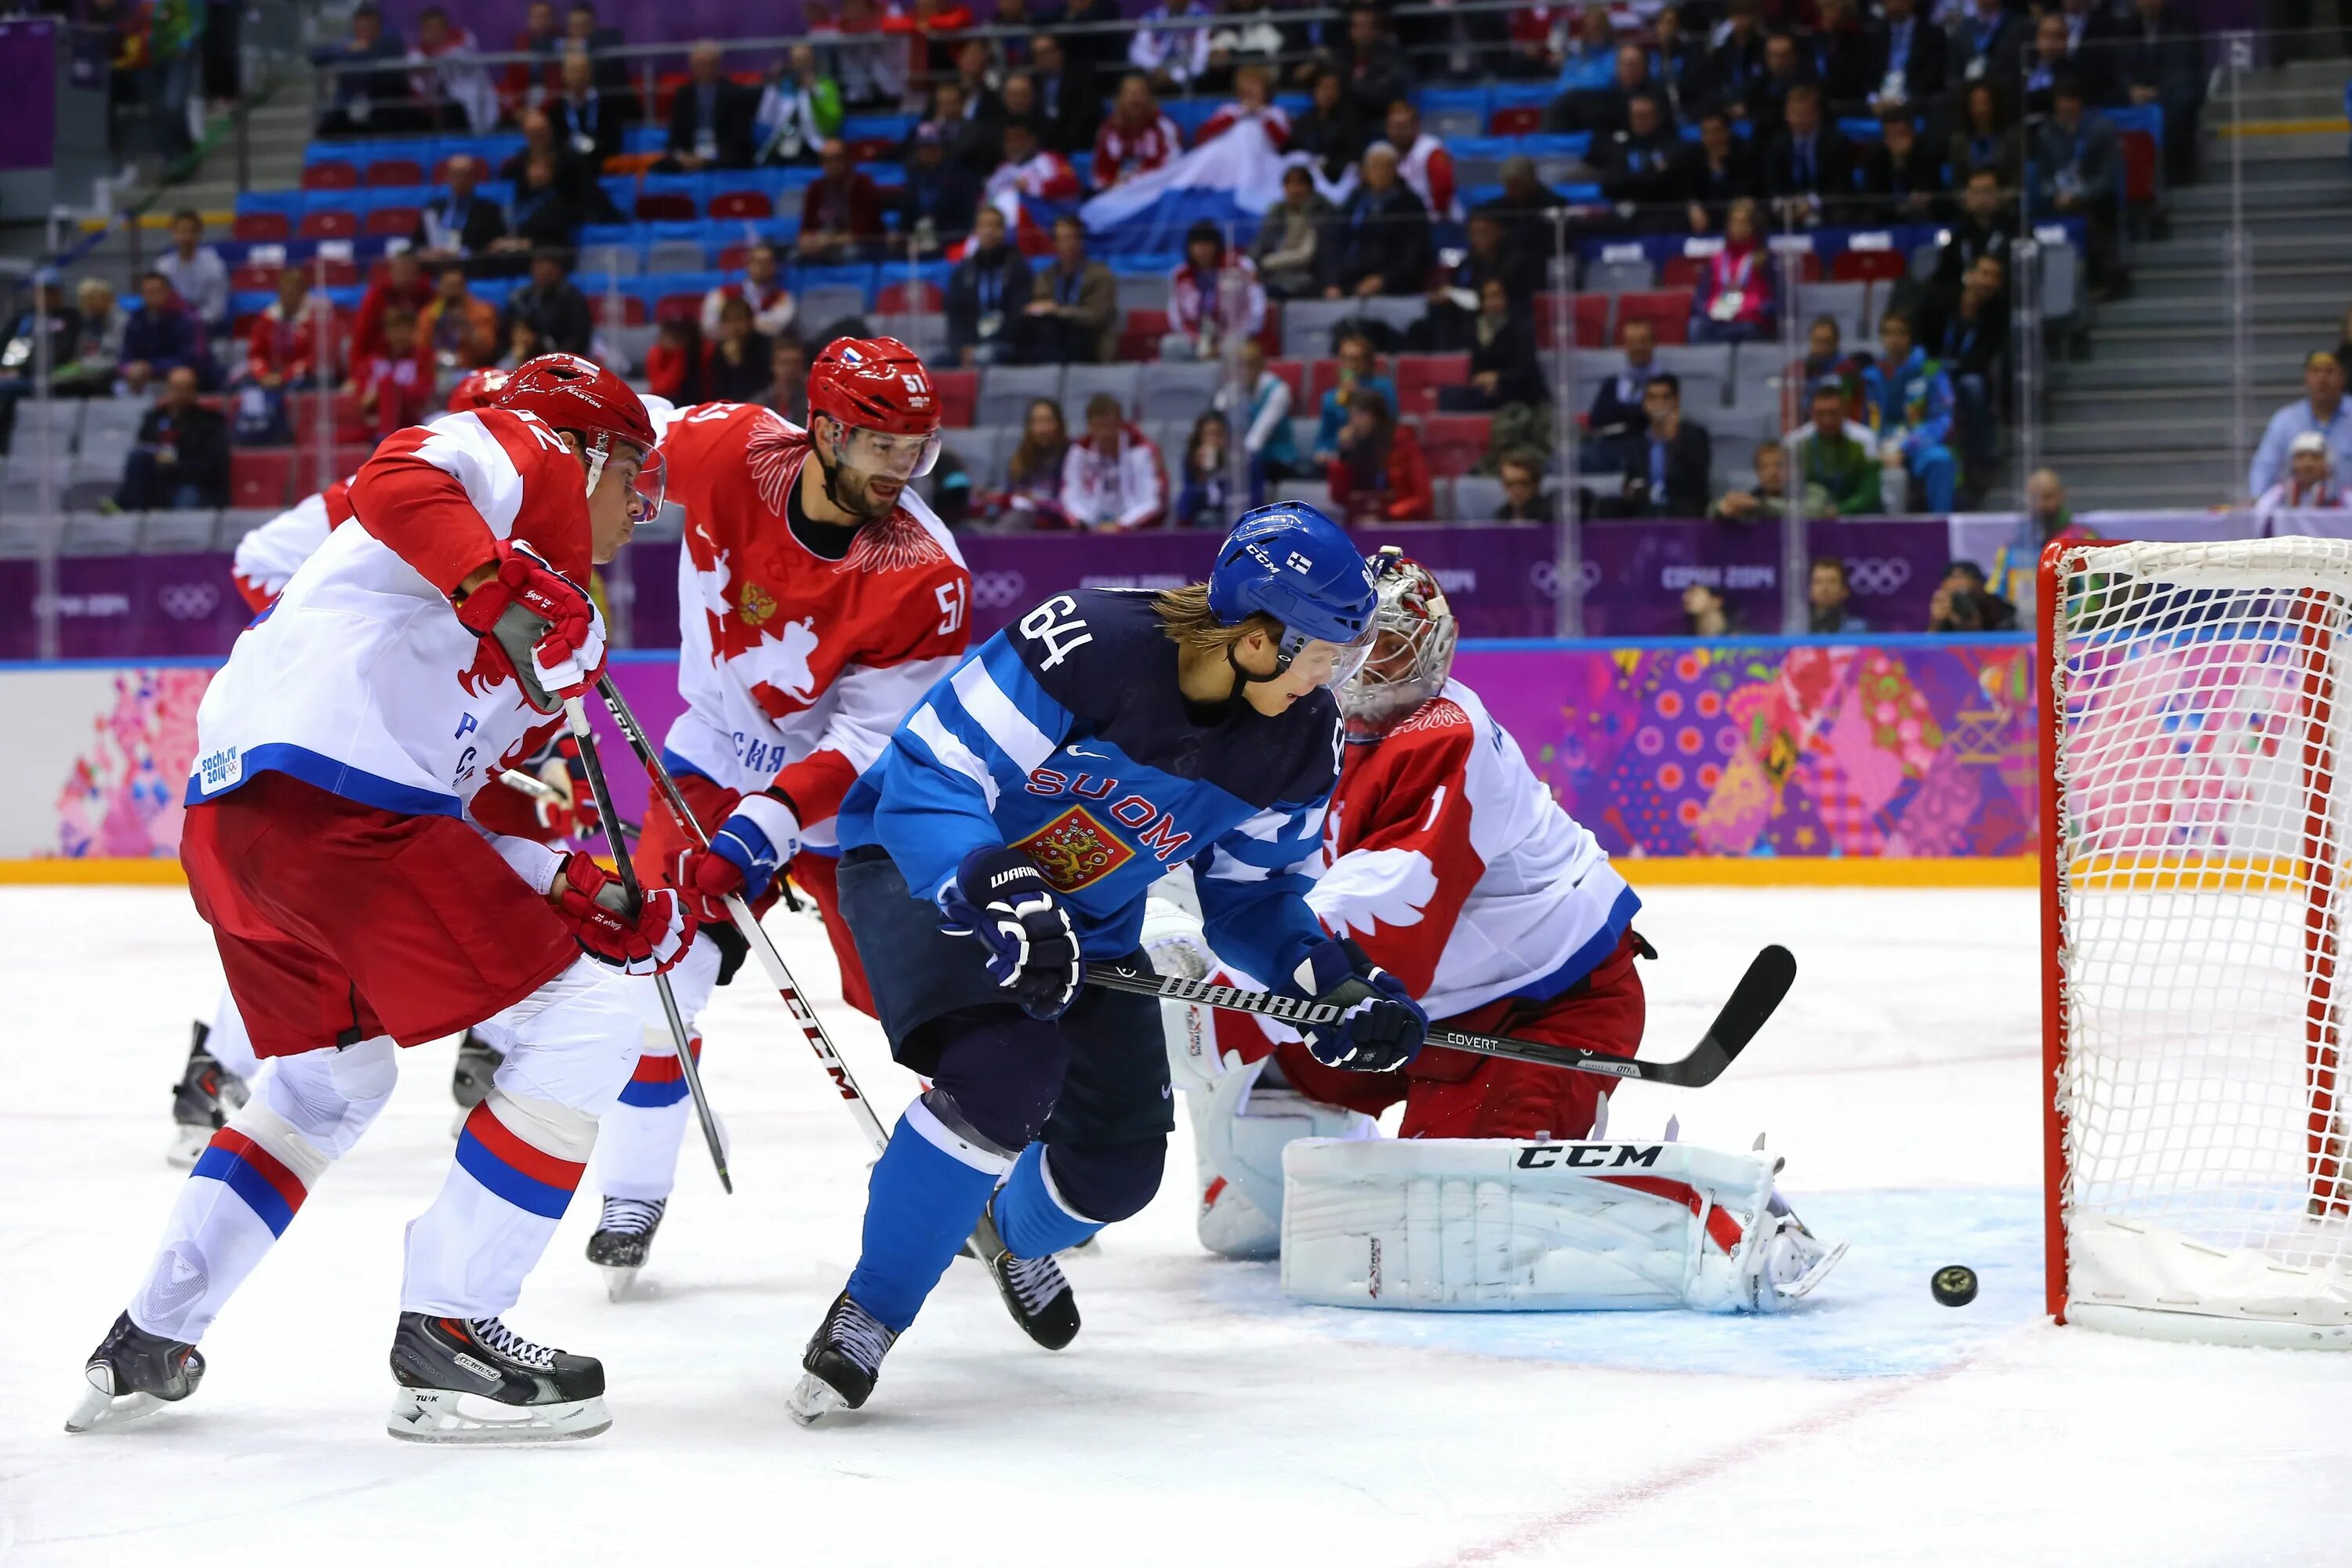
447;1031;503;1135
586;1196;666;1301
972;1202;1081;1351
387;1312;608;1443
168;1020;249;1168
65;1311;205;1433
788;1292;898;1425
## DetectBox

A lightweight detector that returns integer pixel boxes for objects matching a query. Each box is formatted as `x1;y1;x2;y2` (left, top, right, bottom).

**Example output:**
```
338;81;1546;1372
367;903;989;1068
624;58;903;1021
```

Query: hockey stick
591;676;891;1152
561;697;733;1194
499;768;639;840
1082;944;1796;1089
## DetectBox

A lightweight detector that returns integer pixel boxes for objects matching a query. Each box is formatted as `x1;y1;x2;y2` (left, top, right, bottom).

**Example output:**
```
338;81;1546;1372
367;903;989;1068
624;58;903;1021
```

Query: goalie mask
1338;546;1458;740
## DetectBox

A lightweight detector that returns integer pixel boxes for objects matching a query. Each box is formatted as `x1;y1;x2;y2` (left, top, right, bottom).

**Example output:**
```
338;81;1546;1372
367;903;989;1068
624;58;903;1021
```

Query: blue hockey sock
992;1144;1105;1260
845;1094;1011;1333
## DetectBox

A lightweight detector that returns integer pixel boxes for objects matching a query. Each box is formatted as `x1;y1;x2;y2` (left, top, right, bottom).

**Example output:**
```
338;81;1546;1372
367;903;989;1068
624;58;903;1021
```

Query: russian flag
455;1101;588;1219
192;1127;310;1237
1080;120;1306;264
619;1036;703;1109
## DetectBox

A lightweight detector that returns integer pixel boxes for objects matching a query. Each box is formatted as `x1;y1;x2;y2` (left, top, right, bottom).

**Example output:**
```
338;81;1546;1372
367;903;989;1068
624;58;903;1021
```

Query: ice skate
446;1031;503;1136
167;1020;249;1168
972;1202;1080;1351
585;1196;665;1301
65;1312;205;1433
387;1312;609;1443
789;1291;897;1425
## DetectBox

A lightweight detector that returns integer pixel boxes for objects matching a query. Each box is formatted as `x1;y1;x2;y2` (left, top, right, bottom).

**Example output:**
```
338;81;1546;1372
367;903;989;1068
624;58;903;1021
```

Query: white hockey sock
132;1036;397;1341
593;1027;702;1203
205;982;263;1083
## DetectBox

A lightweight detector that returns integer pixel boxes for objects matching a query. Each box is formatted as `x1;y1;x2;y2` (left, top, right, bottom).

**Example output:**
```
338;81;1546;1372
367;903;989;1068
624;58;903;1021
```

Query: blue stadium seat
1488;82;1555;114
1163;99;1220;139
236;188;306;220
1417;87;1491;120
625;124;666;154
841;112;917;143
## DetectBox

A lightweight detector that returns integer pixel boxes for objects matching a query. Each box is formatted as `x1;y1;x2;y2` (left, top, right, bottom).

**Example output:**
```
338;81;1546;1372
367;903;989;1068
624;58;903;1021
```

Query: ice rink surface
5;885;2348;1568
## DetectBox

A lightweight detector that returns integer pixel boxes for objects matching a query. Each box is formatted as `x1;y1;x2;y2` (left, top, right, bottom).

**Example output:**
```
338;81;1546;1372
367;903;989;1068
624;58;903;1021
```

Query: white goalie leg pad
1189;1055;1377;1261
1279;1137;1837;1312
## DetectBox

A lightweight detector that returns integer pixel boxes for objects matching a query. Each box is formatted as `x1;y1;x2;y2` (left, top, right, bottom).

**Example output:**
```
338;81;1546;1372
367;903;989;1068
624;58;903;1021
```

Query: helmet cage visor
1274;622;1377;690
826;419;942;481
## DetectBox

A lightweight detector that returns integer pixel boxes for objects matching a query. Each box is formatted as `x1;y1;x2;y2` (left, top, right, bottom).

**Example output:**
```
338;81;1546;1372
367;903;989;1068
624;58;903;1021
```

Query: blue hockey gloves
940;846;1082;1020
1287;938;1428;1072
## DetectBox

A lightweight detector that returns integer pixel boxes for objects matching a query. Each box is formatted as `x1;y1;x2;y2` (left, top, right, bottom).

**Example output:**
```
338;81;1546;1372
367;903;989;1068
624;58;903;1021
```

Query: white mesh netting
2051;538;2352;1338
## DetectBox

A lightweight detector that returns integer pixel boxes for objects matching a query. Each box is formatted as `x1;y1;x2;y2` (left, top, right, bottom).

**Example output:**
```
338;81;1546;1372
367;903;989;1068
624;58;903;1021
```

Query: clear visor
835;423;942;481
628;446;666;521
1281;624;1377;690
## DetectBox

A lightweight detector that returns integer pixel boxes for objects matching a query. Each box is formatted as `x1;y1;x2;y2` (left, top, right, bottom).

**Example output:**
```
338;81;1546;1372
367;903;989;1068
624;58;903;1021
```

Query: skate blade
387;1388;611;1444
165;1123;211;1169
786;1372;851;1427
64;1366;166;1434
601;1265;642;1303
1779;1238;1852;1301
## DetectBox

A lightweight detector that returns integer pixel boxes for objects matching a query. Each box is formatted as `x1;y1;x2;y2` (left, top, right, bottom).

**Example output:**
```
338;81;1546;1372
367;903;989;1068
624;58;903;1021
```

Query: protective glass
834;422;942;480
1281;624;1377;690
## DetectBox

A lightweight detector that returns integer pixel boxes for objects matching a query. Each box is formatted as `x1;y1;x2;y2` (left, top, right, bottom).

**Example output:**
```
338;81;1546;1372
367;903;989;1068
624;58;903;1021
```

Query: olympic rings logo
158;583;220;620
1528;561;1604;599
970;570;1027;609
1841;557;1913;597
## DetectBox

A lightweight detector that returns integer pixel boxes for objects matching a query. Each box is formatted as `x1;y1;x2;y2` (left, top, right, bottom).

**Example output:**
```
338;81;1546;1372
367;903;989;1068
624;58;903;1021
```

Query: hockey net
2042;536;2352;1347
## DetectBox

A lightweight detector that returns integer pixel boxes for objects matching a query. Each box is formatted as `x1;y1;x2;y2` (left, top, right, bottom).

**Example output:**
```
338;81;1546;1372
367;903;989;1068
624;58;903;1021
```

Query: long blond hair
1152;583;1280;657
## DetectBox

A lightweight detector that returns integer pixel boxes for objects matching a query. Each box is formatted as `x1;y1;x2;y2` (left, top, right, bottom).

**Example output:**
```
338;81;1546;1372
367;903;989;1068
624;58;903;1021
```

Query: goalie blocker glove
939;845;1081;1020
1287;937;1428;1072
452;539;603;716
552;853;697;976
674;791;804;920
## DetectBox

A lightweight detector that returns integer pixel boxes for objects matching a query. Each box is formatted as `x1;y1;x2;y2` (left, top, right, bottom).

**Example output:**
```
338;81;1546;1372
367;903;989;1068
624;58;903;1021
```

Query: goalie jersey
838;588;1338;982
657;401;971;849
1307;678;1639;1019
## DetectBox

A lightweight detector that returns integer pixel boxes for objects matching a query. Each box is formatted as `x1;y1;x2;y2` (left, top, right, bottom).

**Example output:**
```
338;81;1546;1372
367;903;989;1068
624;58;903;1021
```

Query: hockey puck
1931;1265;1978;1308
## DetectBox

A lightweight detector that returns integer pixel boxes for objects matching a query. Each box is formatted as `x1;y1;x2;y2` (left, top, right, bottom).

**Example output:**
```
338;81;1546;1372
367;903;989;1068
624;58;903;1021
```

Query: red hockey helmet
805;336;942;479
495;353;663;517
446;367;510;413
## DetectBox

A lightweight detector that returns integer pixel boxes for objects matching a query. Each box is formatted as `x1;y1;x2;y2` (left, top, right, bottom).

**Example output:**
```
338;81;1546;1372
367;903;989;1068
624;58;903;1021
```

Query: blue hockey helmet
1207;504;1378;685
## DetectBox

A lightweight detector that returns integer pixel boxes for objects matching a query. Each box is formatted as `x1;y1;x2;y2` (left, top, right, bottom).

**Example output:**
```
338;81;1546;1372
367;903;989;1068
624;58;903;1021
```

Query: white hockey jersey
658;401;972;846
187;408;600;824
230;478;352;612
1308;678;1638;1020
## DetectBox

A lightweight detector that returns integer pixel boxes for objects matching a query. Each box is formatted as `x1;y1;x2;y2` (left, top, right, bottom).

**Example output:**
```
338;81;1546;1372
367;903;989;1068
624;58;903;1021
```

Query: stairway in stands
2038;59;2352;510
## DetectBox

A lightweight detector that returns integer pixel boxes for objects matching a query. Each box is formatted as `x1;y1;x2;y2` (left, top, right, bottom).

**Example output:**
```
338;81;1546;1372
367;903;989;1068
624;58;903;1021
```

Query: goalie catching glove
940;845;1080;1020
452;540;604;716
552;852;696;976
673;791;802;920
1285;938;1427;1072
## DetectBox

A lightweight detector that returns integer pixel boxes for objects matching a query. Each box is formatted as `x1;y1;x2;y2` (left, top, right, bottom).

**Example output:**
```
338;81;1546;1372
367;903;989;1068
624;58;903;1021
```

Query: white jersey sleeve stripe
905;703;1000;812
949;657;1058;775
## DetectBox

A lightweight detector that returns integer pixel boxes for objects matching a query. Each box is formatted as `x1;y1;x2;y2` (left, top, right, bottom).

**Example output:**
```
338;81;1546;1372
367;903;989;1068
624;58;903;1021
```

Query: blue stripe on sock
618;1078;690;1109
454;1128;576;1219
192;1145;296;1236
845;1116;1002;1334
993;1143;1103;1260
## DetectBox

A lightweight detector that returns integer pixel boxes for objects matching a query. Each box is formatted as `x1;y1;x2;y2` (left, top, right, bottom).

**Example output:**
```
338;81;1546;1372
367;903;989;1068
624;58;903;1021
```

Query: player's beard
820;454;904;524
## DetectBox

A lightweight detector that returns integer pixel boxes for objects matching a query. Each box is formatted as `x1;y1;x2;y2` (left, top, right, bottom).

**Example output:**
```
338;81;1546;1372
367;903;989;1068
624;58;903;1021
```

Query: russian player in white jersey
1172;551;1846;1312
165;371;597;1163
584;338;973;1290
71;355;699;1444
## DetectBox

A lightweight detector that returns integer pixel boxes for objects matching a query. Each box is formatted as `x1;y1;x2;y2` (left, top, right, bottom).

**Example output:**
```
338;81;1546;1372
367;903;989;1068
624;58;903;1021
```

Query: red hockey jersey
1306;678;1638;1019
659;401;972;846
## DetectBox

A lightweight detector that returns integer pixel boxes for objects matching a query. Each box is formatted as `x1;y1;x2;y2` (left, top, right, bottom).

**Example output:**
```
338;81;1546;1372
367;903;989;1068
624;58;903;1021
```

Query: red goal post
2040;536;2352;1348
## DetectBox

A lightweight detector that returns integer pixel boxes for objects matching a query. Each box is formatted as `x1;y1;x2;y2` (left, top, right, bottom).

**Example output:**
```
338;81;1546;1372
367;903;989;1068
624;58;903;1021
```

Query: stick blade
1704;944;1797;1058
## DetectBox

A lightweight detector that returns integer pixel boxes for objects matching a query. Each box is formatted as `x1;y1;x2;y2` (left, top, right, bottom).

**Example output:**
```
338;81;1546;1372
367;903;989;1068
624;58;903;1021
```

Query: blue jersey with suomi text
837;588;1341;982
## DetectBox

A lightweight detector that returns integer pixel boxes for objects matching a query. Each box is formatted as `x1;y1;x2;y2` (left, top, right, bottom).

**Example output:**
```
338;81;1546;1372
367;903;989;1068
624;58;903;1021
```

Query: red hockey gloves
1286;938;1428;1072
939;845;1081;1020
553;852;696;975
453;541;604;716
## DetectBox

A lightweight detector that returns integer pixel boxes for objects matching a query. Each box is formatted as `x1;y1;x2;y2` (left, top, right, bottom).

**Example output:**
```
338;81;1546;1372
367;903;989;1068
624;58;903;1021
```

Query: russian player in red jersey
73;356;698;1443
586;337;975;1287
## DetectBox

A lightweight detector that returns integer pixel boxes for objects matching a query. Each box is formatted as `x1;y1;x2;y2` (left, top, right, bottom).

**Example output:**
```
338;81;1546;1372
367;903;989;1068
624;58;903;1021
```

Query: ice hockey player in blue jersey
791;505;1432;1423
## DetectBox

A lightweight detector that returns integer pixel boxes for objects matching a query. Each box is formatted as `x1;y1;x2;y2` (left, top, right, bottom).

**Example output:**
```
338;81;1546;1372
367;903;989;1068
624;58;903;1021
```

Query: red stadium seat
1265;358;1308;408
229;448;296;506
1660;254;1705;289
930;368;978;427
1417;413;1493;477
877;280;946;314
232;212;291;242
289;389;369;445
1536;292;1610;350
1830;248;1905;283
318;257;361;287
298;209;359;240
1392;354;1467;416
594;293;649;325
654;292;705;322
1614;289;1690;343
302;162;360;190
1490;106;1544;135
708;190;774;220
365;158;426;187
230;262;280;292
365;206;420;238
848;136;897;162
2120;129;2157;205
636;191;698;221
1120;308;1170;361
1308;356;1342;410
